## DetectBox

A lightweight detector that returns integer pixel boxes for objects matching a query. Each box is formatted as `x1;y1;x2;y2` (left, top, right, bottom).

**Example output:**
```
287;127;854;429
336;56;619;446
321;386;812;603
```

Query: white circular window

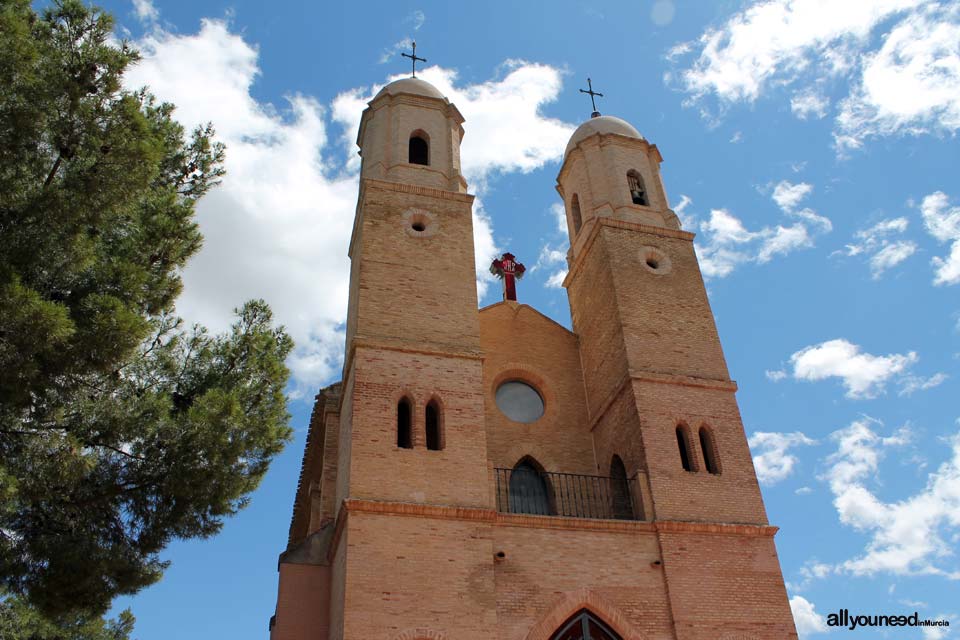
639;246;671;275
495;381;544;423
402;208;438;238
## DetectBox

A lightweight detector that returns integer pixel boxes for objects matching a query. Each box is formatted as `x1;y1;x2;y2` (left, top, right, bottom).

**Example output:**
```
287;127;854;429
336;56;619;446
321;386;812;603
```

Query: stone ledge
335;499;777;538
361;177;475;203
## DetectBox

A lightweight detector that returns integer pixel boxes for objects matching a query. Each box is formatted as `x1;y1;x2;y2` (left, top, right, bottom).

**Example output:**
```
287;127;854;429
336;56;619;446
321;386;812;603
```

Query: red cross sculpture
489;252;526;302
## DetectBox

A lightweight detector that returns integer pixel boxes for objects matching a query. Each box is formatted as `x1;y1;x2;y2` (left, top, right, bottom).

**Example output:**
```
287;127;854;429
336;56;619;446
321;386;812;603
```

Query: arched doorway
509;460;552;515
550;610;622;640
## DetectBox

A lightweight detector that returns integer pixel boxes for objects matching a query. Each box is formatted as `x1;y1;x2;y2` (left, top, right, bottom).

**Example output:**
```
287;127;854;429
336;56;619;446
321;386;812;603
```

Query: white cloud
405;9;426;31
869;240;917;278
772;180;813;212
791;88;830;119
545;270;567;289
379;37;413;65
671;0;923;103
923;619;953;640
132;0;158;24
899;372;948;396
748;431;817;484
822;418;960;578
694;180;831;277
550;202;568;234
789;338;921;398
669;1;960;152
796;486;813;495
841;216;915;277
697;208;813;278
672;194;694;229
771;180;832;232
835;4;960;151
766;368;788;381
126;18;576;393
789;595;828;637
920;191;960;285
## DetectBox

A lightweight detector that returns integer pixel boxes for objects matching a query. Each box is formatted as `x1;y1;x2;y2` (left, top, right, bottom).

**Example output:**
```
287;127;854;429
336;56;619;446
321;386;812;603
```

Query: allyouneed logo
827;609;951;631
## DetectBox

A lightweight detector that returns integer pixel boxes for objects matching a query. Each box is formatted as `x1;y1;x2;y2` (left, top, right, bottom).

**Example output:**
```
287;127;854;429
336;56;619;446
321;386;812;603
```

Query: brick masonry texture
270;81;798;640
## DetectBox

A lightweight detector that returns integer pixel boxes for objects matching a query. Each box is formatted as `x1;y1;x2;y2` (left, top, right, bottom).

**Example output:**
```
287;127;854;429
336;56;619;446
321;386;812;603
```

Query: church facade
269;75;798;640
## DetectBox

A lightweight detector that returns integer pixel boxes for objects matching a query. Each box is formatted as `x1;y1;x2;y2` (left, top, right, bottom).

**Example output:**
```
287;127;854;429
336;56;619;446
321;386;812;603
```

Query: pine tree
0;0;294;619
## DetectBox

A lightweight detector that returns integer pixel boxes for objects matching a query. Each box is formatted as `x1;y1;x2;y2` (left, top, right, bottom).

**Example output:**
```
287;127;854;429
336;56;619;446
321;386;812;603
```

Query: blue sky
92;0;960;637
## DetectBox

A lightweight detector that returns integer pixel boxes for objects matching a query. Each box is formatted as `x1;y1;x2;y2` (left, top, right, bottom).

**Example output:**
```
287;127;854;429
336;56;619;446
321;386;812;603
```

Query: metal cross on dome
401;41;426;77
490;252;526;302
579;77;604;118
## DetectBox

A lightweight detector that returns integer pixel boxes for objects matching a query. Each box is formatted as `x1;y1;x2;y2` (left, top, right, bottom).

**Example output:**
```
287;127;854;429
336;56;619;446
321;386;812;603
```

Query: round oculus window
495;380;544;424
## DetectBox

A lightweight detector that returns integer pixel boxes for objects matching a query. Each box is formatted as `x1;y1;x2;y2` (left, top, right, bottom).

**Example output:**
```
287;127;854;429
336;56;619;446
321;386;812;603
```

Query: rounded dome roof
564;115;644;157
375;76;446;100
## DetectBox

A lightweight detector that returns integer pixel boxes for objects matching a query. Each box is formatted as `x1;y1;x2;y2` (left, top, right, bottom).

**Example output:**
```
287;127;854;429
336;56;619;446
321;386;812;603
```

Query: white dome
564;115;644;157
375;77;446;100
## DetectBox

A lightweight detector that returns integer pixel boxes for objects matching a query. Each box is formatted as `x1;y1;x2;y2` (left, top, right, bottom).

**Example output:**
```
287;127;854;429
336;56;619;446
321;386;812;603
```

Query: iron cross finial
401;41;427;78
579;77;604;118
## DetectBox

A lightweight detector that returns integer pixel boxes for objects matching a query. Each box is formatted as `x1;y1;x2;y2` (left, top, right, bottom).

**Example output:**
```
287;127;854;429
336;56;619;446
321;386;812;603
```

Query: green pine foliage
0;592;135;640
0;0;294;623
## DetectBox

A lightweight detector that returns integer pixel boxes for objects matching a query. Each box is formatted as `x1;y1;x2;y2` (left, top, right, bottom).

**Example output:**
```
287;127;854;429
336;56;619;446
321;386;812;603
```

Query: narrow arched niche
397;397;413;449
676;424;695;472
699;425;721;474
571;194;583;234
425;399;443;451
609;455;633;520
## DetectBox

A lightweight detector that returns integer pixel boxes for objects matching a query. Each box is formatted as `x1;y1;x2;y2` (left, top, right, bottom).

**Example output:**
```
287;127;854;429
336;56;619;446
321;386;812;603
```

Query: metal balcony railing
493;467;643;520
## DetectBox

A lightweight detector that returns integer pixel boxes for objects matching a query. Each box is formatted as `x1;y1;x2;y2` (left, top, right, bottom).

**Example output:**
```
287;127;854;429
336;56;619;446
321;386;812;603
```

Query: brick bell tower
558;113;797;638
270;75;499;640
270;73;797;640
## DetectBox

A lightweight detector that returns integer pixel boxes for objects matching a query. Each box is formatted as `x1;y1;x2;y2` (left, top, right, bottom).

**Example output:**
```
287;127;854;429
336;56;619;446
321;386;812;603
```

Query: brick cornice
361;177;475;203
333;499;778;538
563;216;695;288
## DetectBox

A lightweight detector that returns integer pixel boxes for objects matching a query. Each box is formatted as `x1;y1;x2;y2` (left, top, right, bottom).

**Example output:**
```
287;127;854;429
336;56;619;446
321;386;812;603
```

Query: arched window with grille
397;397;413;449
627;170;648;206
571;194;583;234
425;399;443;451
699;425;720;474
609;455;633;520
509;458;552;515
409;131;429;165
549;610;622;640
676;424;695;472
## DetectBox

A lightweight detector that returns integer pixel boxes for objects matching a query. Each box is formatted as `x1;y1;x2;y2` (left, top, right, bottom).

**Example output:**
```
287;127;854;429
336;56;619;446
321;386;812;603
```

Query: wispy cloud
132;0;158;24
921;191;960;286
667;0;960;154
749;431;818;484
821;418;960;579
840;216;916;278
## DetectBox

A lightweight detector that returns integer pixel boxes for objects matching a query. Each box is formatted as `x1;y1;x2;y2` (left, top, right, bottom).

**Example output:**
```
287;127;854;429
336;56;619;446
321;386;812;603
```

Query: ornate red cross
490;252;526;302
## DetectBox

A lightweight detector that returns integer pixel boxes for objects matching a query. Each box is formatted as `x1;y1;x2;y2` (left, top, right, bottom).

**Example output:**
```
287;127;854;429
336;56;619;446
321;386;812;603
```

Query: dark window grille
494;467;642;520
